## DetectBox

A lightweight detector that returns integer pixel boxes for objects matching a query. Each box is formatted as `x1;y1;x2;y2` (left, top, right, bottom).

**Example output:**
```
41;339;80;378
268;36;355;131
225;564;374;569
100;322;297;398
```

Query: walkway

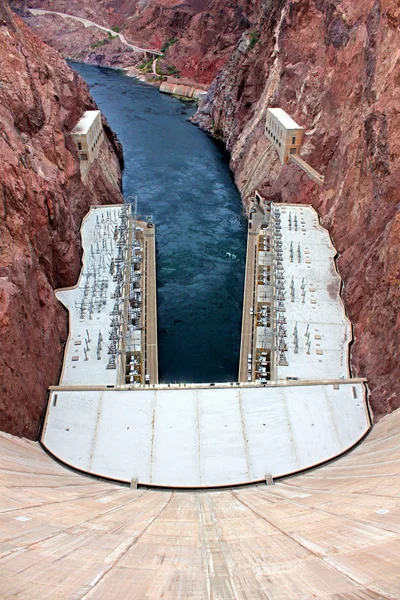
289;153;325;185
238;202;265;382
143;225;158;384
28;8;163;56
152;57;158;75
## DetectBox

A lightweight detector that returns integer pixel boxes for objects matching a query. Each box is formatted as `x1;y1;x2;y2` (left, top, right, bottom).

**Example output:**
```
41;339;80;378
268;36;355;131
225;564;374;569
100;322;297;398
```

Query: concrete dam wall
0;408;399;598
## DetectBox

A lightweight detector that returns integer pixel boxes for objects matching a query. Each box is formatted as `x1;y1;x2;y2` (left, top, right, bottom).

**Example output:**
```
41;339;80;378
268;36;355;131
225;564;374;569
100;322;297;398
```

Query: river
70;63;246;383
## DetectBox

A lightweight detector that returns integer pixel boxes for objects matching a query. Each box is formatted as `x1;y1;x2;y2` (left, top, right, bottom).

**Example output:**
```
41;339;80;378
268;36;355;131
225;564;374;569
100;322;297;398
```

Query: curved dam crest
70;62;247;384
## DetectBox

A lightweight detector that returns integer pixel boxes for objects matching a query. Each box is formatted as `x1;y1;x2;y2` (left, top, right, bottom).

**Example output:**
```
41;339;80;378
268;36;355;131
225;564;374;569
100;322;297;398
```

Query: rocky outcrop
10;0;255;83
0;0;124;439
195;0;400;418
124;0;255;83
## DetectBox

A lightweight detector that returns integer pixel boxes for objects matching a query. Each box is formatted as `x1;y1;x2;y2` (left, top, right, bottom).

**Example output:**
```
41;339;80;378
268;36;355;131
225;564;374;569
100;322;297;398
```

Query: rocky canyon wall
0;0;124;438
195;0;400;418
10;0;256;83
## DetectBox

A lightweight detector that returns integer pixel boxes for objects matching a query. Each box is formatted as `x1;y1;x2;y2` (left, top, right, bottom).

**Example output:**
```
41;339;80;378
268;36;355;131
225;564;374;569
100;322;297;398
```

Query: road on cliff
28;8;163;56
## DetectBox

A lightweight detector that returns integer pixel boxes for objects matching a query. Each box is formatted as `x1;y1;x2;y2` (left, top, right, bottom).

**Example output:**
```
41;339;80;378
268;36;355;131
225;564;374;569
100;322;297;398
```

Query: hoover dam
1;1;399;597
1;60;398;600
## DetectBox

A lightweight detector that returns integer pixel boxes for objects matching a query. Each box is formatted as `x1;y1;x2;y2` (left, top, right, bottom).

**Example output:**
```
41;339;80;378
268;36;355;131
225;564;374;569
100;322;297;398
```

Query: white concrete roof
56;205;129;387
267;107;303;130
269;204;352;381
71;110;101;135
43;384;369;487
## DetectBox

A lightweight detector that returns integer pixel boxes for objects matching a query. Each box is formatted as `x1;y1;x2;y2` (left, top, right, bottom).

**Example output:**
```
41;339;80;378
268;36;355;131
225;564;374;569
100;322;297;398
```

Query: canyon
0;0;123;438
0;2;398;596
10;0;255;83
194;0;400;418
0;0;399;441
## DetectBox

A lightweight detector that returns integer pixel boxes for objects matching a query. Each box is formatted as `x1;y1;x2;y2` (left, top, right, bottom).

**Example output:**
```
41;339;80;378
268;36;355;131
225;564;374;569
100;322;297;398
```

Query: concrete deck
239;201;354;383
273;204;350;380
42;382;370;487
55;205;158;387
56;206;122;388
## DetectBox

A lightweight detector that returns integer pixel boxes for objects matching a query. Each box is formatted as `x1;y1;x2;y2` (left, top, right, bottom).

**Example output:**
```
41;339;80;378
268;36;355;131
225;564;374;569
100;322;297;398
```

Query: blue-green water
70;63;246;383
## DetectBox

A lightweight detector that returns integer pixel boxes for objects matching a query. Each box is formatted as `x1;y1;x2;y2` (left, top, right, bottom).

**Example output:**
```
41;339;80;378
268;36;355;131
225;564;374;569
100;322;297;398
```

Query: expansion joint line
79;491;174;599
230;491;394;600
199;494;240;599
257;484;400;536
0;489;149;563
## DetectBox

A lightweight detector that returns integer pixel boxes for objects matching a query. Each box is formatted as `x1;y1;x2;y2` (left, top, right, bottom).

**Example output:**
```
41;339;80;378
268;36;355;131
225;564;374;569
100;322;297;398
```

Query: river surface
70;63;246;383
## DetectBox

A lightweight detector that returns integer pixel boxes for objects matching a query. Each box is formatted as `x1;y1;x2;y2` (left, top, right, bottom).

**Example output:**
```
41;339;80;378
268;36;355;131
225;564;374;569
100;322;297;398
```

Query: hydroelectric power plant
42;191;370;486
1;1;399;596
38;71;370;487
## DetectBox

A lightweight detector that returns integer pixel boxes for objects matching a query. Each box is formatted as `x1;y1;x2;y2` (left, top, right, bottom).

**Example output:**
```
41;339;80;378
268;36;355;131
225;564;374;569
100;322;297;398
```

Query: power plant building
265;107;304;164
71;110;104;164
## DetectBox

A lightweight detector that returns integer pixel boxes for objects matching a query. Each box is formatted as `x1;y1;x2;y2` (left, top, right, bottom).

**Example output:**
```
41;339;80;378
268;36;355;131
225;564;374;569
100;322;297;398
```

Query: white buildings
265;107;304;164
71;110;104;165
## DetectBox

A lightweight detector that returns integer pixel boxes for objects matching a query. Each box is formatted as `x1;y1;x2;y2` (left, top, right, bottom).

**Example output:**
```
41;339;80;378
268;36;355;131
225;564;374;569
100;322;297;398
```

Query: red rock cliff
195;0;400;418
11;0;255;83
0;0;124;438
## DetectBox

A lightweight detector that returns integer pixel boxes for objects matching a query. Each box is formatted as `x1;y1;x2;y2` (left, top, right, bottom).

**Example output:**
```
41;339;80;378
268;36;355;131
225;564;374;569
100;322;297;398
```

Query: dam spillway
42;200;370;487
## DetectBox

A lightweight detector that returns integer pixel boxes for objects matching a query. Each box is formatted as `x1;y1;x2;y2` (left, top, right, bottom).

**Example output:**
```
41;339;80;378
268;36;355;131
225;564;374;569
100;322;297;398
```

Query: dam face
70;63;247;384
1;410;400;598
1;62;398;600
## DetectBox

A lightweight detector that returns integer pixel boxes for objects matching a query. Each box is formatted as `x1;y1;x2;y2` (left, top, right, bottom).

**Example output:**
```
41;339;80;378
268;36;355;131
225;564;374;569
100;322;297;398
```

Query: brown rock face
0;0;124;439
10;0;255;83
195;0;400;418
123;0;255;83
